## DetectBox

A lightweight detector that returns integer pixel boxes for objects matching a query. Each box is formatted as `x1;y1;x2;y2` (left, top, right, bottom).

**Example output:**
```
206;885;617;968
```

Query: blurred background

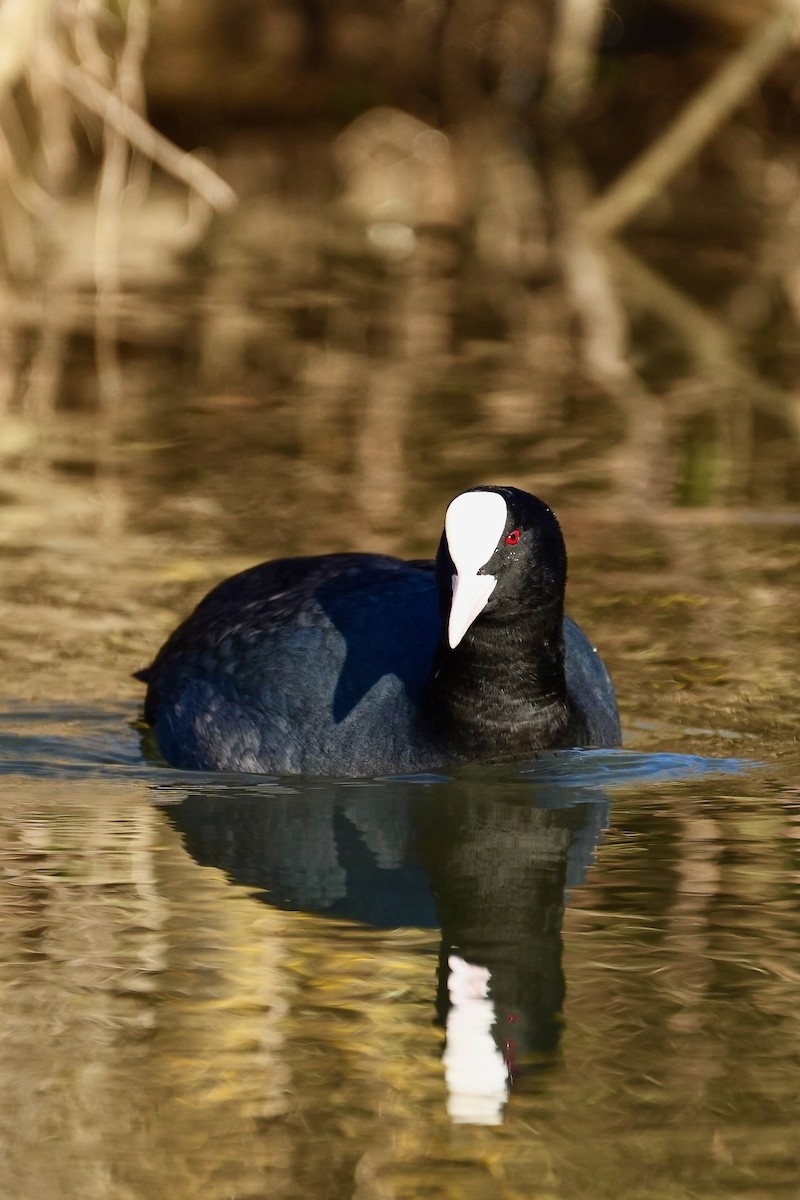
2;7;800;1197
2;0;799;739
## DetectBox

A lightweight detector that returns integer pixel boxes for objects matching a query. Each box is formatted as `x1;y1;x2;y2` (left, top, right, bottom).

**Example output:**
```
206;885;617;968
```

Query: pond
1;189;800;1200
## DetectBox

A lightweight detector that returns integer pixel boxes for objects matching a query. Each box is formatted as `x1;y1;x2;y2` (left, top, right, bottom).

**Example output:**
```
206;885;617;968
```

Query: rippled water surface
3;192;800;1198
1;702;799;1199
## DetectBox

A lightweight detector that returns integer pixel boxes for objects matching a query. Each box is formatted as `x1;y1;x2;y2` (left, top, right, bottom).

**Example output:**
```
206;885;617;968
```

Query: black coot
137;486;620;775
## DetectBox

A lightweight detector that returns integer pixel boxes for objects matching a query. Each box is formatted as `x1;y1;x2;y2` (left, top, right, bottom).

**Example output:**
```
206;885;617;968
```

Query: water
2;183;800;1198
0;697;798;1198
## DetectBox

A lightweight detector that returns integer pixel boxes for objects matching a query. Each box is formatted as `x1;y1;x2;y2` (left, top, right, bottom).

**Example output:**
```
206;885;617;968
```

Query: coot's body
138;487;620;775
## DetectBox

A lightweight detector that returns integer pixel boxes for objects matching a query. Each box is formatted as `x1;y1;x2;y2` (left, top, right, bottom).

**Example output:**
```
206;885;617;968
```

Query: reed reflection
159;761;609;1123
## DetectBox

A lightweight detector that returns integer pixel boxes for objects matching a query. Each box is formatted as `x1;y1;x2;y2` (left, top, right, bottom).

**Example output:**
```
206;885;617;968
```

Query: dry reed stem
582;5;799;235
45;44;236;213
550;148;633;388
543;0;605;125
609;238;800;436
0;0;50;92
0;1;238;417
94;0;151;408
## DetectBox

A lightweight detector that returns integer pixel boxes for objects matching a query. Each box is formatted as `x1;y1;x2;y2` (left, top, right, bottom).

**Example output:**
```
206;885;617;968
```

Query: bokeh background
3;1;800;712
3;0;800;744
2;5;800;1198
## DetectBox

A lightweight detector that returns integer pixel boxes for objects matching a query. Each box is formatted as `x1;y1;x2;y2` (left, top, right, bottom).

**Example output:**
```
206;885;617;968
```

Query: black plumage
138;486;620;775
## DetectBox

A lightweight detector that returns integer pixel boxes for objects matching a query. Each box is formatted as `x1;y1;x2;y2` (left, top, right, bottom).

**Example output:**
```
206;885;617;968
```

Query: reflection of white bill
443;954;509;1126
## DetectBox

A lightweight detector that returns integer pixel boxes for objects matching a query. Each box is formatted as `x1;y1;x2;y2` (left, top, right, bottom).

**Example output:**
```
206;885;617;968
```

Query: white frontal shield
444;491;507;648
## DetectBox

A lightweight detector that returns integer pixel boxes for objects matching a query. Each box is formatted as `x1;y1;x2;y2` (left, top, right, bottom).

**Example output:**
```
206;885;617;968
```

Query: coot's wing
563;616;621;748
141;554;443;775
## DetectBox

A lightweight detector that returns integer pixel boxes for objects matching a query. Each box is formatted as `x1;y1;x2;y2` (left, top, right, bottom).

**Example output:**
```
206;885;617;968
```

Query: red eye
505;529;520;545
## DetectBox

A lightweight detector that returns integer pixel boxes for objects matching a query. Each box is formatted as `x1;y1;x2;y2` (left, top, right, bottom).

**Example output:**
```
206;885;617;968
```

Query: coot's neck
425;599;575;759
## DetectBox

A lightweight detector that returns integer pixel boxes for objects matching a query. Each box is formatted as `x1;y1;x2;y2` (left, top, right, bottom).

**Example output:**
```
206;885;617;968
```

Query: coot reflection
158;759;610;1119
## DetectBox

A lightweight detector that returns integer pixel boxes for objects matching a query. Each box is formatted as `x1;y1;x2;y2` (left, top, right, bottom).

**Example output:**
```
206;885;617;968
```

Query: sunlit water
1;699;798;1198
2;176;800;1197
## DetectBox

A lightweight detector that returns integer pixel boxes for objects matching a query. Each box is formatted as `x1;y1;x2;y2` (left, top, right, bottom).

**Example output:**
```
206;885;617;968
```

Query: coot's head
436;486;567;649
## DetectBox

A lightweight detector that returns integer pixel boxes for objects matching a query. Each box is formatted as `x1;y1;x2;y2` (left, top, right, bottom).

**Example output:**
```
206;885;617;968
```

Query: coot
137;486;620;775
